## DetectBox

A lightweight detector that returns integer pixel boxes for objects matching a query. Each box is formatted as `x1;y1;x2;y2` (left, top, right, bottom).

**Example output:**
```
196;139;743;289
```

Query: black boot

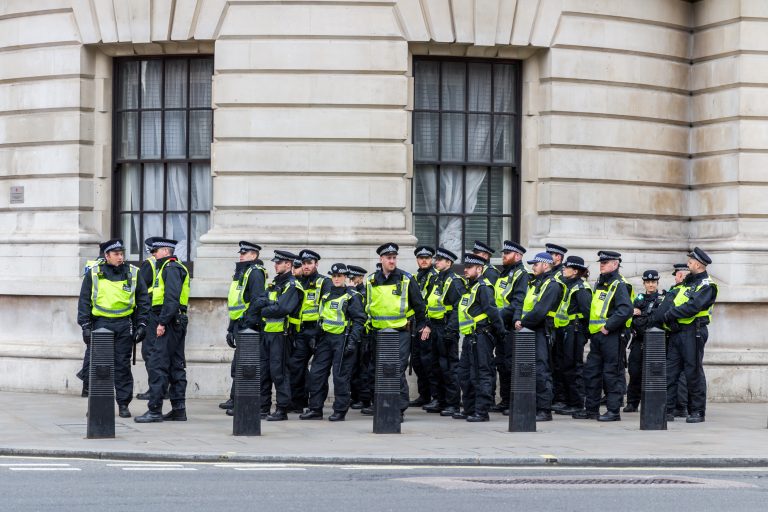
598;410;621;422
452;410;469;420
134;410;164;423
409;397;427;407
572;409;599;420
360;406;374;416
81;384;89;398
686;411;705;423
299;409;323;420
136;391;150;400
163;409;187;421
623;403;639;413
466;413;490;422
556;405;582;415
328;410;347;422
423;399;442;413
267;408;288;421
440;406;459;417
118;404;131;418
350;401;364;410
535;410;553;422
226;408;234;416
219;398;234;410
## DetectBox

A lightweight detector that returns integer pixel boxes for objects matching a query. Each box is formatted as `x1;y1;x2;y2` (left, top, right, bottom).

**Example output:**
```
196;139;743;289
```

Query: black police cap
688;247;712;266
642;269;660;281
597;250;622;262
238;241;262;254
299;249;321;261
272;250;299;262
545;243;568;255
414;245;435;258
346;265;368;277
151;237;178;250
435;247;458;262
672;263;689;275
376;242;399;256
563;255;587;269
502;240;526;254
463;252;488;266
100;239;125;254
328;263;349;276
472;240;495;255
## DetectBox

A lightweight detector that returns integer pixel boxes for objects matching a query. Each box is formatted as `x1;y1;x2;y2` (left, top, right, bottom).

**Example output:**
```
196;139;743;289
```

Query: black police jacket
227;261;267;333
78;262;150;329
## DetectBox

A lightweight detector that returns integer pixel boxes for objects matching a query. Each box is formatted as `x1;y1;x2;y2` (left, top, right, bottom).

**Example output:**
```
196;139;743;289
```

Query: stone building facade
0;0;766;400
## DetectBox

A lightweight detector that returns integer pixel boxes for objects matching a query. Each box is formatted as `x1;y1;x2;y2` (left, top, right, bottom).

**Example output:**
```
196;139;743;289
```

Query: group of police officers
77;236;717;425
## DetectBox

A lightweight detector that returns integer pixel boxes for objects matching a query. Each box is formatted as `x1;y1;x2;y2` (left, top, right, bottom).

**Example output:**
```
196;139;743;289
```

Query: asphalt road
2;456;767;512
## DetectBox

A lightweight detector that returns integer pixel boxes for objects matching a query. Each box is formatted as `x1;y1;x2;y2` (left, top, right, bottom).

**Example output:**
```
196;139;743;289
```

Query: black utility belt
151;306;187;315
300;321;319;329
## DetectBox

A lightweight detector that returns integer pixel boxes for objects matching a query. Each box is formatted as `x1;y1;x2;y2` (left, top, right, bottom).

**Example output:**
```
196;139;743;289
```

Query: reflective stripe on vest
152;259;190;307
494;267;524;308
227;266;255;321
91;264;139;318
521;276;558;319
426;274;456;320
457;279;490;335
366;274;410;329
588;280;620;334
553;279;592;328
672;279;717;324
262;287;284;332
146;256;157;296
320;291;353;334
300;276;324;322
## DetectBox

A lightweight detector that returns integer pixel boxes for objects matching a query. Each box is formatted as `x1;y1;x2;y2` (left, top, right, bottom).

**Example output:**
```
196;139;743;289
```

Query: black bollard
233;329;261;436
87;328;115;439
509;327;536;433
640;327;667;430
373;328;401;434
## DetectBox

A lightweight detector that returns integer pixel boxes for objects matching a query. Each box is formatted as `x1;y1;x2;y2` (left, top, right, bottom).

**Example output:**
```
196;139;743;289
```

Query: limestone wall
0;0;766;400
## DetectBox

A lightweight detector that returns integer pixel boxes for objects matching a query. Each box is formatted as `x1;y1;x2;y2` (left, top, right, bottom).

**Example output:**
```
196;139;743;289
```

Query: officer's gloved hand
133;324;146;344
254;296;272;309
344;340;358;355
82;326;91;345
226;332;236;349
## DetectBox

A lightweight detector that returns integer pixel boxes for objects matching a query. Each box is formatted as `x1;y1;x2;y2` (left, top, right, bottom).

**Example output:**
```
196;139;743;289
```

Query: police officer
665;262;691;417
220;241;267;417
77;239;150;418
422;247;466;416
573;251;632;422
347;265;372;410
507;252;565;421
658;248;717;423
623;269;665;413
472;241;500;284
300;263;366;421
450;253;506;422
411;245;438;408
551;256;592;415
365;243;430;421
256;250;302;420
491;241;529;414
289;249;330;413
136;237;160;401
545;243;569;410
135;238;190;423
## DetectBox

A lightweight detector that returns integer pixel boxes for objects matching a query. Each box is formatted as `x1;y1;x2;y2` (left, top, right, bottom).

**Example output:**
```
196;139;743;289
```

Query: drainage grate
465;477;697;486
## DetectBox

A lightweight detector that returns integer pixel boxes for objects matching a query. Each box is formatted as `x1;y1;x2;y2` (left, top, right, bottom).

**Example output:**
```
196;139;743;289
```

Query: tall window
412;58;521;256
113;56;214;263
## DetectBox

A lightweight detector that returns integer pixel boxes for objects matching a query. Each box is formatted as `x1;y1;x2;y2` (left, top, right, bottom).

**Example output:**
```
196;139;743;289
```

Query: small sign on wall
10;186;24;204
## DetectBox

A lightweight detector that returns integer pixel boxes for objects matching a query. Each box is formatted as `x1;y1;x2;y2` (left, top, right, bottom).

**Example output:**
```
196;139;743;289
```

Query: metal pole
373;328;401;434
640;327;667;430
233;329;261;436
509;327;536;433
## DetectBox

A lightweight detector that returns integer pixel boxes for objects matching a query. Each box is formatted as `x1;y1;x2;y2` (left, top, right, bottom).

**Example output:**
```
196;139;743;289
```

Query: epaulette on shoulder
401;270;413;279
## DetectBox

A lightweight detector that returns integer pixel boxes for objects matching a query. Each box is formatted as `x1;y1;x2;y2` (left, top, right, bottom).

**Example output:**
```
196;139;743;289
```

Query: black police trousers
532;326;554;412
147;313;187;412
350;331;374;405
288;325;320;409
261;331;292;410
626;334;644;407
457;331;495;416
411;327;432;402
90;316;135;406
428;320;461;409
554;324;586;408
583;330;625;413
307;332;356;412
666;323;707;414
495;331;514;407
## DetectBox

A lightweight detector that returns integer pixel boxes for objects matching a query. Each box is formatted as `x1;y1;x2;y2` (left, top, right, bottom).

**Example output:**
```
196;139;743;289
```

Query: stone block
170;0;198;40
0;11;79;49
219;3;401;38
510;0;538;46
566;0;691;28
0;111;90;146
691;56;738;93
0;78;85;112
694;0;739;28
690;121;739;155
215;39;408;72
691;154;739;186
215;107;407;141
0;45;83;82
691;89;739;123
688;185;738;218
214;141;408;175
495;0;517;45
692;22;740;60
422;0;455;42
194;0;227;40
213;73;408;107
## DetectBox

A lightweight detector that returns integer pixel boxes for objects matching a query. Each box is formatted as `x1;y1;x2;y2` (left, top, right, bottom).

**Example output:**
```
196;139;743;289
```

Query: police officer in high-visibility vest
657;248;717;424
135;238;190;423
508;252;565;422
366;242;430;421
257;250;303;421
76;252;105;398
551;256;592;415
662;262;691;417
545;243;570;410
623;269;664;413
472;240;500;285
288;249;330;413
422;247;466;416
450;253;506;422
136;237;161;401
411;245;438;409
78;239;150;418
219;241;267;416
300;263;366;421
491;241;528;415
573;251;632;422
347;265;373;410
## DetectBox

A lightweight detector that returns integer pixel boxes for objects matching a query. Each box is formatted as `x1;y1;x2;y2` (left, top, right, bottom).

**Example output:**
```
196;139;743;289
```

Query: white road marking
232;467;306;471
120;467;197;471
9;467;81;471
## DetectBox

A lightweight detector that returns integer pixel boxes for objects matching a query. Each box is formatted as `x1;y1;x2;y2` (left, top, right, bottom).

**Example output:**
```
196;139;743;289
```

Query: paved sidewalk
1;391;767;467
